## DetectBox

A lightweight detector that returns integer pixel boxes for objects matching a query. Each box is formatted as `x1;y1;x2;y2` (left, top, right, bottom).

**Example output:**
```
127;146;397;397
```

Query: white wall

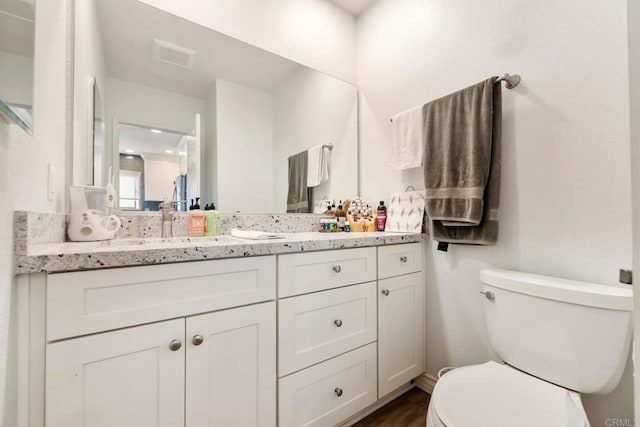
356;0;633;424
142;156;181;201
137;0;357;84
0;51;33;106
216;80;274;212
107;77;204;135
73;0;106;185
202;84;218;206
0;0;70;424
273;66;358;211
629;0;640;420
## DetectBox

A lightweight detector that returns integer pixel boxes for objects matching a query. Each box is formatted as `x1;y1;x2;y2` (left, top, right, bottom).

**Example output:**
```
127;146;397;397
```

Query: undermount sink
99;235;241;247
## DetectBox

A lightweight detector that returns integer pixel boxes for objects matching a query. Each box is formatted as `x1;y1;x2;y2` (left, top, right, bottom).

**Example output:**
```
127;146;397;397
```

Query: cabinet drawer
278;343;377;427
47;256;276;341
278;248;376;297
278;282;377;376
377;242;423;279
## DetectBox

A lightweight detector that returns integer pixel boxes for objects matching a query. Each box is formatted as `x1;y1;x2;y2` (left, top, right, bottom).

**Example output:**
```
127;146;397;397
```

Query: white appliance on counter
67;184;121;241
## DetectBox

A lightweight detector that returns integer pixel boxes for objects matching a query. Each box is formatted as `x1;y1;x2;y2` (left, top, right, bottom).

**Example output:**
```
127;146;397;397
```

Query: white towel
307;145;329;187
231;228;285;240
391;106;424;170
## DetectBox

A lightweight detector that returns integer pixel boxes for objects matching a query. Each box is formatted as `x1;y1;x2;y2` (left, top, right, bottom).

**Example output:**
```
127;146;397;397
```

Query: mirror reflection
0;0;35;133
73;0;358;213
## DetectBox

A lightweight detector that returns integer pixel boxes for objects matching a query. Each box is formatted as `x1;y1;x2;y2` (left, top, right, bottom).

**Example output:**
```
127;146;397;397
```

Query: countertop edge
15;233;426;274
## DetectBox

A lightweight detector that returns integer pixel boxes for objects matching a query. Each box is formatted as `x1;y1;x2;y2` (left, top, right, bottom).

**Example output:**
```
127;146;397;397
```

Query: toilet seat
429;361;590;427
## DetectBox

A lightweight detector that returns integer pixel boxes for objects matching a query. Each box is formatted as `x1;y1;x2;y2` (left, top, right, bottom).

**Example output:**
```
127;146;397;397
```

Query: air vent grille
152;39;195;69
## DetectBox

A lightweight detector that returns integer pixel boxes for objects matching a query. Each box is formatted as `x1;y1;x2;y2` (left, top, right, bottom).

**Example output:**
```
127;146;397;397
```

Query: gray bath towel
423;77;502;245
286;151;311;213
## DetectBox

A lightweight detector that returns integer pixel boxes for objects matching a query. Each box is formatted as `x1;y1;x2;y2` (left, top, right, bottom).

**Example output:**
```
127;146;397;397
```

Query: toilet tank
481;269;633;394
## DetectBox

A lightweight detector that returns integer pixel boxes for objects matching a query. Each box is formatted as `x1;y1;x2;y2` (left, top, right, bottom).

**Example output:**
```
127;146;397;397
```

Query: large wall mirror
0;0;35;133
73;0;358;213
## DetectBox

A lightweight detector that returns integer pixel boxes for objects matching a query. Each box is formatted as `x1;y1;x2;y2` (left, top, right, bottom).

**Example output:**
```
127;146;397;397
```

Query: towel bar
496;73;521;89
389;73;521;122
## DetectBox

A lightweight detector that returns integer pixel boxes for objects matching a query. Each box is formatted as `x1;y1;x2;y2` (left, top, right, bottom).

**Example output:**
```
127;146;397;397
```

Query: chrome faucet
160;200;187;238
160;200;174;238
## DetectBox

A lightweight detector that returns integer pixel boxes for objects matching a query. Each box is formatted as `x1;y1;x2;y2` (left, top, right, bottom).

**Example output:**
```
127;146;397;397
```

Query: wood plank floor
352;387;431;427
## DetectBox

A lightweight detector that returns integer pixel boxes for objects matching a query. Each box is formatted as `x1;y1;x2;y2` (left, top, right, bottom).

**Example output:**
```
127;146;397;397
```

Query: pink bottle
376;201;387;231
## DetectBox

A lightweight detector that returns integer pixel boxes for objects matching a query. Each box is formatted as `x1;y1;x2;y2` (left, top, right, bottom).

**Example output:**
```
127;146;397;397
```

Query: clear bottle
336;204;346;231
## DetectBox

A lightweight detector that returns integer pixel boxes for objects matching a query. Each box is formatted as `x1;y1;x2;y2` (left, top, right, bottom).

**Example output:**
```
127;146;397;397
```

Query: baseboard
414;372;437;395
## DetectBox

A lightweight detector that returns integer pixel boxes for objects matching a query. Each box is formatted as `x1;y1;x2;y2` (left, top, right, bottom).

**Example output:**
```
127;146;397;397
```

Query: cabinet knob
334;319;343;327
192;335;204;346
334;387;343;397
169;339;182;351
332;265;342;273
381;289;390;296
400;256;408;263
479;291;495;301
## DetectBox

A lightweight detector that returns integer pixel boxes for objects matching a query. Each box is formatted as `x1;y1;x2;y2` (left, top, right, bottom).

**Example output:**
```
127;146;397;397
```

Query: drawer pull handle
334;387;343;397
334;319;343;327
332;265;342;273
381;289;390;296
192;335;204;346
400;256;408;263
169;339;182;351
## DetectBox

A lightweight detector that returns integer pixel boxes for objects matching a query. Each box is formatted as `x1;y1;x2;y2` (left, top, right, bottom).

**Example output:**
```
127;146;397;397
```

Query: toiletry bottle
188;197;205;237
336;204;346;231
205;203;220;236
376;201;387;231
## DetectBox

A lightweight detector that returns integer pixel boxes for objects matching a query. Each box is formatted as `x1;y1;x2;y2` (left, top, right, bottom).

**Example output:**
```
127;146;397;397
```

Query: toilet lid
432;361;589;427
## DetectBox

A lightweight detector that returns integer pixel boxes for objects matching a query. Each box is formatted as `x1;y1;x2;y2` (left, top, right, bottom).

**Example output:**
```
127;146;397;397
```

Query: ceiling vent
152;39;195;69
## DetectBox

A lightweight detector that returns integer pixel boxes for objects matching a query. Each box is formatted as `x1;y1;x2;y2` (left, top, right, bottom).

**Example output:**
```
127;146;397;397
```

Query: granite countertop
15;232;426;274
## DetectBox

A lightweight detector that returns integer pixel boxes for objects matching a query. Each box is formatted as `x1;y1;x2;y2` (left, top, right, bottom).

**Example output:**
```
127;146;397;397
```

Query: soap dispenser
188;197;205;237
205;203;220;237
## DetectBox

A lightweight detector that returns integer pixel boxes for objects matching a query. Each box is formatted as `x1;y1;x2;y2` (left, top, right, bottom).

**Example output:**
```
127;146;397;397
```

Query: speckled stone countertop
14;210;426;273
16;231;425;274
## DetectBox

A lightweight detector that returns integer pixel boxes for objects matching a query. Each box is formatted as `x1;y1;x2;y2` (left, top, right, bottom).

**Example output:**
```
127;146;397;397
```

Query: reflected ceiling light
125;149;134;153
126;156;134;159
179;151;187;156
165;149;174;154
150;129;163;134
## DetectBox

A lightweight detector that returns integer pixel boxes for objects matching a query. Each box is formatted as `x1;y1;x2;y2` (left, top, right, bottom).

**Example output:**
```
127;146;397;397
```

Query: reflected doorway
117;122;198;211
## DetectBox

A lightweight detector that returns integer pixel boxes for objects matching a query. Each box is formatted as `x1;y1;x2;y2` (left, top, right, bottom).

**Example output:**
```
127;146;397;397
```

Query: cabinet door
46;319;185;427
378;272;425;398
186;302;276;427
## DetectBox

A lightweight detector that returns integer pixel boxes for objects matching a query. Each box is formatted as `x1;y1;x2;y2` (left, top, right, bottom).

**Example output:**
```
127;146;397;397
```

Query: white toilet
426;269;633;427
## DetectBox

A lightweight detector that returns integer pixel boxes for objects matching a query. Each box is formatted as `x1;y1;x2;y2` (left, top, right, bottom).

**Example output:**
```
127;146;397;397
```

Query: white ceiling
329;0;377;16
96;0;302;99
118;123;186;160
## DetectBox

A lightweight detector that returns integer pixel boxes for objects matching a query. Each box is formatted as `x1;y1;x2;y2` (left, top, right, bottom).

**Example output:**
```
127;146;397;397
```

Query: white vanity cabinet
43;256;277;427
21;241;424;427
377;243;425;398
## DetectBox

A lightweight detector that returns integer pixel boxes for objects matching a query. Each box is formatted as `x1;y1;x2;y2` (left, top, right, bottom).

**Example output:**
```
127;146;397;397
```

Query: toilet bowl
426;269;633;427
426;362;589;427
